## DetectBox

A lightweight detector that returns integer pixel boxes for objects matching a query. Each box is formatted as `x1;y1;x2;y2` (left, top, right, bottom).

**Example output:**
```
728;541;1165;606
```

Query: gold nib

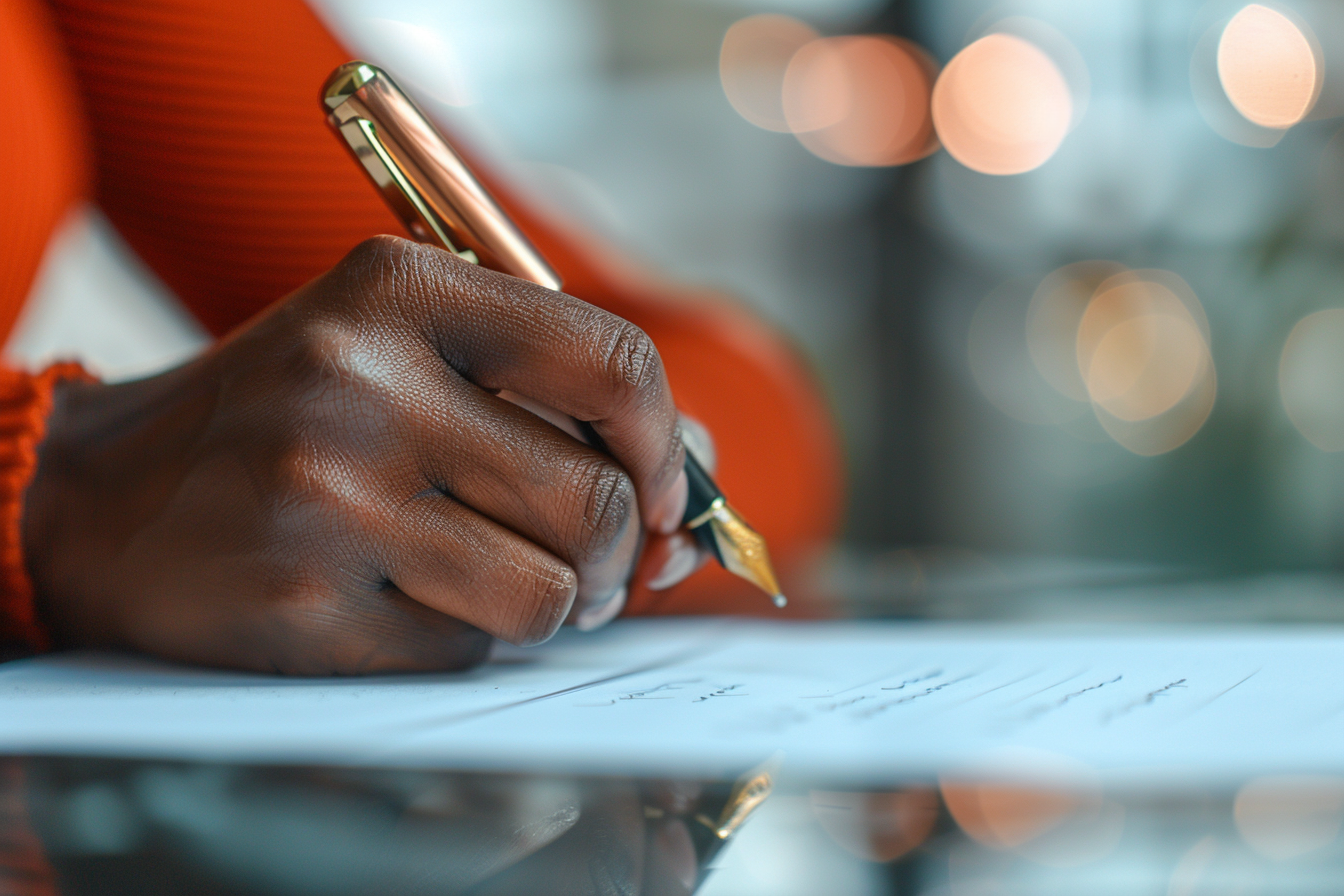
697;754;781;840
706;503;787;608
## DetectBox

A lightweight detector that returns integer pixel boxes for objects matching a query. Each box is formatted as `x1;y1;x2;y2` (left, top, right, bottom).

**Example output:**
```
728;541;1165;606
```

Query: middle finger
418;372;642;605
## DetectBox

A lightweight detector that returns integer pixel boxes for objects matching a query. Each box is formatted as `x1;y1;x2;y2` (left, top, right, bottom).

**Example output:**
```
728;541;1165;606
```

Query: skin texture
21;236;697;674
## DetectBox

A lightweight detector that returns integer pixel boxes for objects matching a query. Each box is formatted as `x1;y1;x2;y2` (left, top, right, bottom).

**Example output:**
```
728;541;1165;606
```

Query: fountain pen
321;61;785;607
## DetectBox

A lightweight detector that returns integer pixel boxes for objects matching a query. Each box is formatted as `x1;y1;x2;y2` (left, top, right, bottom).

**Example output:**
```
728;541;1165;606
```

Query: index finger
361;237;689;534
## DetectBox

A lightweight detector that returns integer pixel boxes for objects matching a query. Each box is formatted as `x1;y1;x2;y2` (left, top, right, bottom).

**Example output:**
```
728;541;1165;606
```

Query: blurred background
15;6;1344;890
15;0;1344;580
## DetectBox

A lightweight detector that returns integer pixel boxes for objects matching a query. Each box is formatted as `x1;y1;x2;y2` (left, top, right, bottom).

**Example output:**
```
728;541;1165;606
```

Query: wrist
21;372;81;649
1;364;93;654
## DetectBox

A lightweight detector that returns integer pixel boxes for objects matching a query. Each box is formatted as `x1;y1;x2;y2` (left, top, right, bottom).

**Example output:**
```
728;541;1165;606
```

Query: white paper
3;619;1343;784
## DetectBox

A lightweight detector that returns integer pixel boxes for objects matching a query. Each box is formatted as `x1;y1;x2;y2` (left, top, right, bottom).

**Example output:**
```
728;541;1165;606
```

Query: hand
22;236;693;673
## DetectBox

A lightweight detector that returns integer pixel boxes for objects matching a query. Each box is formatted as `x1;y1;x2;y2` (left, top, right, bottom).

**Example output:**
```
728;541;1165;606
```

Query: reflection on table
8;757;1344;895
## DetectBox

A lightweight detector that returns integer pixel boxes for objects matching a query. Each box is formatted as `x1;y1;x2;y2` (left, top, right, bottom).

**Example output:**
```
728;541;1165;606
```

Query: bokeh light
1080;309;1206;422
1028;261;1129;403
931;33;1072;175
978;265;1218;455
783;36;939;167
810;789;939;862
942;780;1084;849
1218;4;1321;130
781;37;850;134
720;14;820;133
939;781;1122;866
1235;775;1344;859
939;752;1126;868
989;17;1091;130
1192;10;1286;148
1076;271;1216;454
1096;364;1217;456
1280;309;1344;451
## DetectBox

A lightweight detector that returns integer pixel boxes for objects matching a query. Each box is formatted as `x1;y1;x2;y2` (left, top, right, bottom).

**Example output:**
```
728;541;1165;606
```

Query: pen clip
335;114;479;264
323;62;559;285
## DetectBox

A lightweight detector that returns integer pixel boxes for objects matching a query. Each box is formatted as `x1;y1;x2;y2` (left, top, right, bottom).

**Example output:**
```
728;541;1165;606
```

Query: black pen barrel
681;450;725;563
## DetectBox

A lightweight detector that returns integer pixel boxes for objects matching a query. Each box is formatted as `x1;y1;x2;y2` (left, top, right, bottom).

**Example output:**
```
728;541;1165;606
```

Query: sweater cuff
0;363;91;658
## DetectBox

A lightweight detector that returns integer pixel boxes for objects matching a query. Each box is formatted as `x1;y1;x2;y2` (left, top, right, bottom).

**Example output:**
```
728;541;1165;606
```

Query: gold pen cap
321;61;562;291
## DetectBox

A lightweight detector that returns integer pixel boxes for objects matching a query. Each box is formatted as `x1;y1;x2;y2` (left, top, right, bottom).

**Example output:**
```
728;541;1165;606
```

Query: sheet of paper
3;619;1343;783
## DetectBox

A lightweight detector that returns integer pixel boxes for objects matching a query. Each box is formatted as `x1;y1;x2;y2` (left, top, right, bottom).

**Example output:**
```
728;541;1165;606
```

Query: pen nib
706;503;786;609
772;594;788;609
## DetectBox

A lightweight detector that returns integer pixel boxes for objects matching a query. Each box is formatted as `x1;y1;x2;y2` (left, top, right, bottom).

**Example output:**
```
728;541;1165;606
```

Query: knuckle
565;459;636;566
602;320;663;405
282;320;405;436
292;318;358;379
344;233;415;274
337;235;442;319
270;439;322;498
270;441;337;505
265;440;385;547
514;563;577;646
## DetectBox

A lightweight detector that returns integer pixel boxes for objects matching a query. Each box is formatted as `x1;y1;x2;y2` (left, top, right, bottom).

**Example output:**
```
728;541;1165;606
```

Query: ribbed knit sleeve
0;363;90;659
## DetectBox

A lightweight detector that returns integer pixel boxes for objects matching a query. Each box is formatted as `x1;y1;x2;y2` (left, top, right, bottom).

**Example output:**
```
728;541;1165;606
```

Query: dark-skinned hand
21;235;710;674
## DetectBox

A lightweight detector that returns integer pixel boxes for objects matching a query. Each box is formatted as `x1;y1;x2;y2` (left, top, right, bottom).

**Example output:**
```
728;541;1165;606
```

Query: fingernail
576;587;626;632
648;534;699;591
654;469;689;535
679;414;716;472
